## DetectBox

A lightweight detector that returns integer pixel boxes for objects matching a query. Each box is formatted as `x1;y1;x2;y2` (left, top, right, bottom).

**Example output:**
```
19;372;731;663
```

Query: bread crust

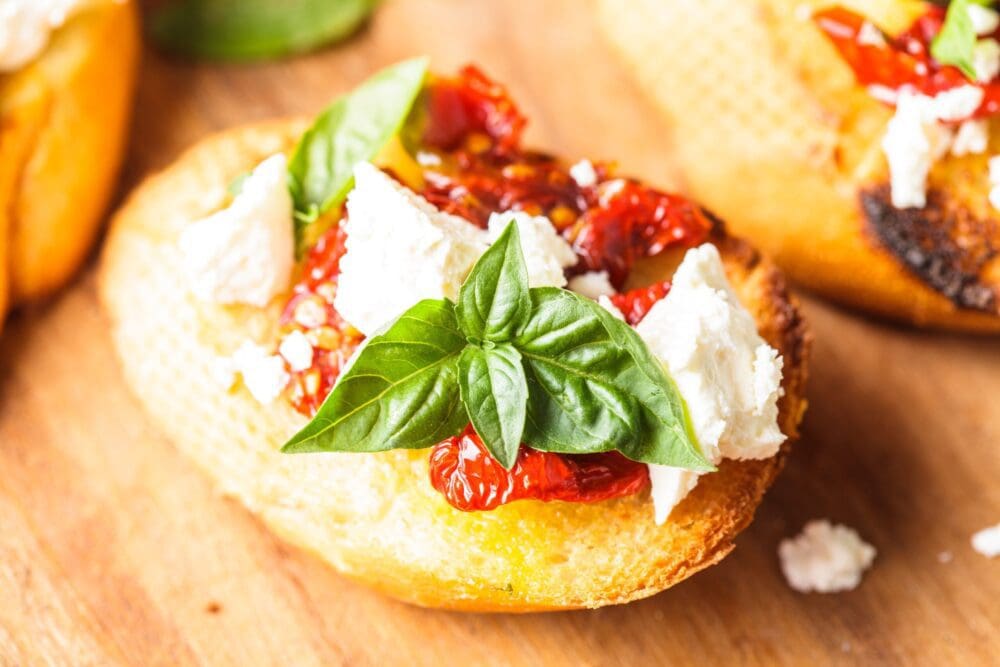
596;0;1000;332
0;0;139;310
99;122;809;611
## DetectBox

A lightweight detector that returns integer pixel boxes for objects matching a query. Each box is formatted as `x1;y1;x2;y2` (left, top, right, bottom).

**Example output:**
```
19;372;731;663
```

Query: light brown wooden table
1;1;998;664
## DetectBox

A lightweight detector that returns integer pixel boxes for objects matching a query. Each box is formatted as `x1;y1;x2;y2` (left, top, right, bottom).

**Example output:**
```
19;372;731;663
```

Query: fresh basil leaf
589;301;713;471
516;289;713;471
287;57;429;247
515;288;643;456
458;343;528;469
282;298;467;454
456;220;531;342
931;0;993;79
150;0;376;62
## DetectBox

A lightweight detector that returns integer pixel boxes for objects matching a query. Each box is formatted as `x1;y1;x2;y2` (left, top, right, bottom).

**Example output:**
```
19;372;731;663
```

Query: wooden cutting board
1;1;998;664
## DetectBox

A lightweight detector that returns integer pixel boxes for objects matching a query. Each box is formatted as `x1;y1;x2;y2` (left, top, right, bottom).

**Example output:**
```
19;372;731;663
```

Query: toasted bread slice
99;122;809;611
596;0;1000;332
0;0;139;308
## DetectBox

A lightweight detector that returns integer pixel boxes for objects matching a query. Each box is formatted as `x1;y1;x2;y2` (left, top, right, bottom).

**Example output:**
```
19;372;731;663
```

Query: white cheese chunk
969;4;1000;36
231;341;289;405
857;21;885;47
648;465;700;525
881;91;954;208
569;159;598;187
974;38;1000;83
487;211;576;289
179;153;294;307
779;520;876;593
335;162;490;336
951;119;989;156
278;330;314;372
0;0;86;71
931;85;984;122
971;523;1000;557
568;271;616;300
636;244;785;523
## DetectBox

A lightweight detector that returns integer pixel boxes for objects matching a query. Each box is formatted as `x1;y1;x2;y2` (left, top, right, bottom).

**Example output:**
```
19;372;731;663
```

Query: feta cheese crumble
881;91;957;208
779;520;876;593
487;211;576;288
857;21;885;48
569;159;598;187
179;154;295;307
568;271;617;300
335;165;578;335
634;244;785;523
971;523;1000;558
0;0;88;71
278;330;314;372
951;119;989;156
969;3;1000;36
335;162;491;336
230;341;289;405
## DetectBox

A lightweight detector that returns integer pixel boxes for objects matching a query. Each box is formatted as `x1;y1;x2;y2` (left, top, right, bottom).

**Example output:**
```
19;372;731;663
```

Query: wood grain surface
1;1;998;664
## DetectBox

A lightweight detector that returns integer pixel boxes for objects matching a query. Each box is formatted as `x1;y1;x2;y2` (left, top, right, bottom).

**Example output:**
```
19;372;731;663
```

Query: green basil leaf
931;0;993;79
516;289;713;471
150;0;376;62
588;300;713;471
282;298;467;454
515;288;643;456
458;343;528;469
287;57;429;247
456;220;531;342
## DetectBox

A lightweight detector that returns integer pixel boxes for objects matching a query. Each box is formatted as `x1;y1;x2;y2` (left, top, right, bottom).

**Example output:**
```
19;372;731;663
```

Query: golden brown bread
596;0;1000;331
99;121;809;611
0;0;139;321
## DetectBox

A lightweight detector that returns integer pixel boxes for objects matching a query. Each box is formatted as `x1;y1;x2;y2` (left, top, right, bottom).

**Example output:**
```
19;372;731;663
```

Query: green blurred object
149;0;378;61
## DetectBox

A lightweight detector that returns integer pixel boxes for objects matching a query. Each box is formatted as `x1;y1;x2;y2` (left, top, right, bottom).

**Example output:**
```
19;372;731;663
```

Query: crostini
0;0;139;324
598;0;1000;331
100;60;809;610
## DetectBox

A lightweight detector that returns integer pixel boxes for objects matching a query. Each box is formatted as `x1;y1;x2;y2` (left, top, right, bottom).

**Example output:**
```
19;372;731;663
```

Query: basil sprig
283;221;712;473
150;0;376;62
287;57;428;250
931;0;995;80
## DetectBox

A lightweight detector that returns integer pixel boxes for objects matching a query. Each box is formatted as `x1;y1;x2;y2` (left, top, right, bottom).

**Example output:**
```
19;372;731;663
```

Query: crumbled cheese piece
278;330;314;372
951;119;989;156
597;294;625;321
179;154;294;307
969;4;1000;36
598;179;626;206
779;520;876;593
648;465;700;525
335;163;490;335
569;159;598;187
0;0;86;71
568;271;616;300
231;342;289;405
931;85;985;122
636;244;785;522
881;91;955;208
415;151;441;166
971;523;1000;557
292;297;328;328
974;38;1000;83
857;21;886;47
487;211;576;288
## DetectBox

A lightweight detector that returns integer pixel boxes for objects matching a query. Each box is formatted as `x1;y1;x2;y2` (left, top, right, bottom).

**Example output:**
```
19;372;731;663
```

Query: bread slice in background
597;0;1000;331
99;122;809;610
0;0;139;311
